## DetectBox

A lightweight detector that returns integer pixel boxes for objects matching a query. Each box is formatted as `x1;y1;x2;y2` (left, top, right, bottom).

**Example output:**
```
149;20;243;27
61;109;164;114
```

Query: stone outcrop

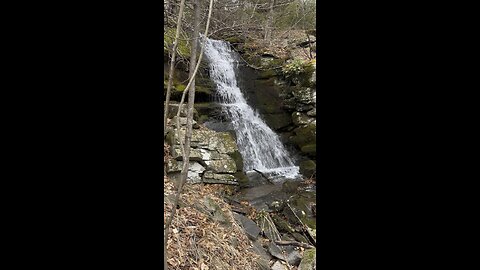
165;114;244;185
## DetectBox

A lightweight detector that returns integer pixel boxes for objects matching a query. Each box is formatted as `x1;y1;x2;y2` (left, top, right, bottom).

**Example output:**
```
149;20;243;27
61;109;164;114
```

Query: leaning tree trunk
164;0;186;137
164;0;214;268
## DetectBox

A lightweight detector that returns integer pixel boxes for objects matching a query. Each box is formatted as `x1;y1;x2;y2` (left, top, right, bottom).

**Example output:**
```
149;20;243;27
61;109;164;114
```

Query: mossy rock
224;36;244;44
300;144;316;157
284;193;316;229
272;214;295;234
299;160;316;178
290;122;316;149
263;113;293;131
234;172;249;188
228;150;244;172
258;69;277;80
197;114;209;124
282;181;301;194
298;248;316;270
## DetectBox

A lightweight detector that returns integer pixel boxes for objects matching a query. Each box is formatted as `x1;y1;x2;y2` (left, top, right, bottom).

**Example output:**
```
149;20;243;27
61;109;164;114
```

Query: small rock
306;108;316;117
271;260;288;270
286;250;302;266
232;212;261;240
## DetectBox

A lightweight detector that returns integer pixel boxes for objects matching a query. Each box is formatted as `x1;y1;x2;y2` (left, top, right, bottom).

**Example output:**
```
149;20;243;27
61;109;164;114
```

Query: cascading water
203;37;300;179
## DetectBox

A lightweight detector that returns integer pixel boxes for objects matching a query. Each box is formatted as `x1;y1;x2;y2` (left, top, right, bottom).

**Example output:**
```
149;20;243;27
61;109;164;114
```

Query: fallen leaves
164;180;260;270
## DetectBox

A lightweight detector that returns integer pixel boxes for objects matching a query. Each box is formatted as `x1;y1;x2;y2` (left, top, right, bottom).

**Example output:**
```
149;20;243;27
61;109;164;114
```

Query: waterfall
203;38;299;179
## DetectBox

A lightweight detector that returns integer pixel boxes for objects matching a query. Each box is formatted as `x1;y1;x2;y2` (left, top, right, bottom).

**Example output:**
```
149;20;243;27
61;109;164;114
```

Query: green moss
164;28;191;58
291;123;316;148
228;150;244;172
301;144;316;155
224;36;243;44
298;248;316;269
258;69;277;79
174;83;187;92
234;172;249;188
272;214;295;233
198;114;209;124
299;160;316;178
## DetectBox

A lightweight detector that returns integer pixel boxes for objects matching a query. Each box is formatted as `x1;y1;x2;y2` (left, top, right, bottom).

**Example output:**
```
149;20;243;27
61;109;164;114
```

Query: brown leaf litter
164;177;261;270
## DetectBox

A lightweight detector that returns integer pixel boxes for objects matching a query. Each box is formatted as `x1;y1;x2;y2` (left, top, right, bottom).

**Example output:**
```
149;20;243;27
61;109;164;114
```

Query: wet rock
232;212;261;240
281;181;301;194
299;160;316;178
298;248;316;270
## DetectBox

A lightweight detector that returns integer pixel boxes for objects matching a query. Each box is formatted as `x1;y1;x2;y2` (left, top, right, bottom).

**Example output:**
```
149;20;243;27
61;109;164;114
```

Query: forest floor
164;174;262;270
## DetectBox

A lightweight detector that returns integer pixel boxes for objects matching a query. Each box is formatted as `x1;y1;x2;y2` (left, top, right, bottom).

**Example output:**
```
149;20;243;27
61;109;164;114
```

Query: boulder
298;249;316;270
299;160;316;177
290;122;316;149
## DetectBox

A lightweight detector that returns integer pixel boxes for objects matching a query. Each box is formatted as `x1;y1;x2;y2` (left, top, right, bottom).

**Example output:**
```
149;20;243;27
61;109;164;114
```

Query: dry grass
164;178;261;270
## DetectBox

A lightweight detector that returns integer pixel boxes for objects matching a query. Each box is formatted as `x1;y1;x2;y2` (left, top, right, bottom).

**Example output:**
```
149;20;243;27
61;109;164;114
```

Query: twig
274;240;314;249
253;168;274;184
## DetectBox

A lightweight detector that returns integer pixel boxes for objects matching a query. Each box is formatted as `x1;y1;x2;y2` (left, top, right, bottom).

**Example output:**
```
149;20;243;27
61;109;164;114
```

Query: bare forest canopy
164;0;316;42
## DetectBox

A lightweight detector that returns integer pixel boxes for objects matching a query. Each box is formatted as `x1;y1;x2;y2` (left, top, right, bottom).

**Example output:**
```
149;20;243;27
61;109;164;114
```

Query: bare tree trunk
164;0;214;268
264;0;275;41
164;0;187;137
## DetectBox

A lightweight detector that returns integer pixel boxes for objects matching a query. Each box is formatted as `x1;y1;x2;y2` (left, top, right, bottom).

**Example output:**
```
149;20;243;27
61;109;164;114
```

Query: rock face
165;114;245;185
278;62;317;159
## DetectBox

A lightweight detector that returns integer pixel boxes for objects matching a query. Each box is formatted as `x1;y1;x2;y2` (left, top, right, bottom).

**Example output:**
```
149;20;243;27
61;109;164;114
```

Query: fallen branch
274;240;314;249
253;168;274;184
286;202;316;246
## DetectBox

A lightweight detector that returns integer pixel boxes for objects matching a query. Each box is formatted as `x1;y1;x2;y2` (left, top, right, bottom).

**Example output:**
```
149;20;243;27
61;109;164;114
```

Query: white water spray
203;38;299;179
